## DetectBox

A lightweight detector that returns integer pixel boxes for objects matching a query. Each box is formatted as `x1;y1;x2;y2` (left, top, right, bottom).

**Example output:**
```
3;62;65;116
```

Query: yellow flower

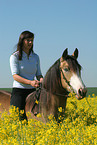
37;113;42;118
0;95;97;144
48;114;54;120
58;107;63;112
92;93;95;97
58;115;63;120
35;100;39;104
20;109;24;114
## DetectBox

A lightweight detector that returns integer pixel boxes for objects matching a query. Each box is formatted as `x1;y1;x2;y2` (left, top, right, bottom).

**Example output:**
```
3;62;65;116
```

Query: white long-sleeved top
10;51;42;89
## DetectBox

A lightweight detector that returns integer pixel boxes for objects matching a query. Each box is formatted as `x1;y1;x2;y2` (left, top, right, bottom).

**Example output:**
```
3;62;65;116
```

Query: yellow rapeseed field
0;94;97;145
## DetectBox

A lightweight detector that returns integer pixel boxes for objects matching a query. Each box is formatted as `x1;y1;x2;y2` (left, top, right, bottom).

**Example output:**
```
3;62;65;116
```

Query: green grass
87;87;97;96
0;87;97;96
0;88;12;92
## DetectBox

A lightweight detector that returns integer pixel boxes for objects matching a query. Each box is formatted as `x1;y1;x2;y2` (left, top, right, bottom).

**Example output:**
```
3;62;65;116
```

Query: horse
0;48;87;122
0;90;11;112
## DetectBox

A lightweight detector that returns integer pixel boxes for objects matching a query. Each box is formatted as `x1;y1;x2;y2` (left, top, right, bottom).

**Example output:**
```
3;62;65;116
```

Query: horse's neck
42;81;69;97
53;84;69;96
41;87;67;108
42;90;67;120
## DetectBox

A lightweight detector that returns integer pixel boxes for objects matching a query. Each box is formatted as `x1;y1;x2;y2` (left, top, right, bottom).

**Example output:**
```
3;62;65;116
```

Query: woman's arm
13;74;40;88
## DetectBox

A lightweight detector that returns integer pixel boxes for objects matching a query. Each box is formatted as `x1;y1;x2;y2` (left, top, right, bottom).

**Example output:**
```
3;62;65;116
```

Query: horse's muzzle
76;88;87;100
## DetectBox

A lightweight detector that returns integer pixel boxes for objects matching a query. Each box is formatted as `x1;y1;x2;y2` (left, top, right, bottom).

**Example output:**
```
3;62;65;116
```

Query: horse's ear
72;48;78;59
62;48;68;59
60;48;68;62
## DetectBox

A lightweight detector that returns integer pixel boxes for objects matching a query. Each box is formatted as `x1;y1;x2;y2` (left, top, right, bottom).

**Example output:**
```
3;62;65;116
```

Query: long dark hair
17;31;34;60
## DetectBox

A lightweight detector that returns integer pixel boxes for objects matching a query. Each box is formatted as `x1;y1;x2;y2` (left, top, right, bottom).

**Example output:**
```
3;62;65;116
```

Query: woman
10;31;43;120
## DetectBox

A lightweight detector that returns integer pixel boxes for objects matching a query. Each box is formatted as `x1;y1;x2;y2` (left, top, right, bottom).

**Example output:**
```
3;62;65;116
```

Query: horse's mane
43;55;81;96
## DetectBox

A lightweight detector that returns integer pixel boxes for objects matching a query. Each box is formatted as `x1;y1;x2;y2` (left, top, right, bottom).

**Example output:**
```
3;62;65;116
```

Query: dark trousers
10;88;36;121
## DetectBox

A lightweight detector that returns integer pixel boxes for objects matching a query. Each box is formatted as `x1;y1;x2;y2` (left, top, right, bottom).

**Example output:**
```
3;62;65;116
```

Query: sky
0;0;97;88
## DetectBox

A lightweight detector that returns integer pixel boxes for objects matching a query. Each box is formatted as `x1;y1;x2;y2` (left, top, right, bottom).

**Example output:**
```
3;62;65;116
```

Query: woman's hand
30;80;40;88
39;78;43;83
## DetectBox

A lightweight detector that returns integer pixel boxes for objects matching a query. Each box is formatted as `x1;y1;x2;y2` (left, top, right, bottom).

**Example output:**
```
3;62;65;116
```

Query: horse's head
60;48;87;100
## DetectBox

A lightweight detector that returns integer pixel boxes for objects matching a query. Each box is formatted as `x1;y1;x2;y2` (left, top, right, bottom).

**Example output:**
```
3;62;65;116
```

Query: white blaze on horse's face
70;70;85;98
60;48;87;99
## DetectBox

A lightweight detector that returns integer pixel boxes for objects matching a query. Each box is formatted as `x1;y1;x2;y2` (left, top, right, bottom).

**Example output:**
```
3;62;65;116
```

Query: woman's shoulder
10;51;19;59
11;51;19;56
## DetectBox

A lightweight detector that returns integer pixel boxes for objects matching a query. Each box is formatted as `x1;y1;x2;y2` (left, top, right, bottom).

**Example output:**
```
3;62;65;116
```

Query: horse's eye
64;68;69;72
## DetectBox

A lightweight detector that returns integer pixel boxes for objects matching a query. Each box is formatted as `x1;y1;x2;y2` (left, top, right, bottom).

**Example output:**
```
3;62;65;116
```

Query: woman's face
23;37;34;51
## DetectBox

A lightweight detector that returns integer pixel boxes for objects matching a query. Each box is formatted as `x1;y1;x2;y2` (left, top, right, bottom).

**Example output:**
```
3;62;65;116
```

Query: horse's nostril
78;88;87;97
78;88;82;96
